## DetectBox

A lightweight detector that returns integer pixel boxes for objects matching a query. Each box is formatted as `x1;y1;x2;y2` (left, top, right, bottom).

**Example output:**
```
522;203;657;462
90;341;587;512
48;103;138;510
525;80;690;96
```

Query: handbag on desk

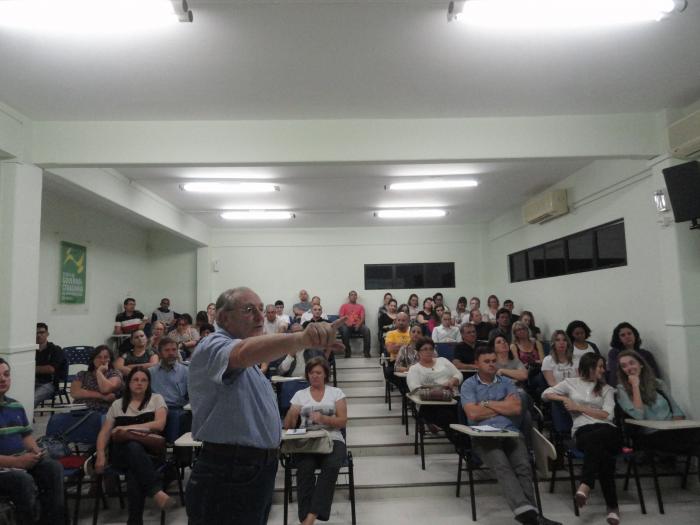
111;413;166;456
281;429;333;455
416;385;454;402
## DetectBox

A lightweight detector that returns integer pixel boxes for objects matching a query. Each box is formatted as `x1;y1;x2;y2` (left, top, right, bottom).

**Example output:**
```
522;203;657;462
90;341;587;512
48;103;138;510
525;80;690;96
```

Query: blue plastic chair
278;379;309;419
436;342;456;361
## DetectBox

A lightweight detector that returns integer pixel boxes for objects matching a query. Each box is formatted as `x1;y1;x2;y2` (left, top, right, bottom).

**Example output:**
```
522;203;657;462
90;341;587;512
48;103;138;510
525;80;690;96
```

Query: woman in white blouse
541;330;578;387
542;353;621;525
283;357;348;525
407;337;462;433
484;294;500;325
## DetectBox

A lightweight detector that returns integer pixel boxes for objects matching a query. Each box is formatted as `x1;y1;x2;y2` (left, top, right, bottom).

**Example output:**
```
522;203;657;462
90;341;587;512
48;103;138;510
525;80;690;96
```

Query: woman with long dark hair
94;367;170;524
543;353;620;525
607;322;661;387
565;320;600;360
407;293;420;321
70;345;123;412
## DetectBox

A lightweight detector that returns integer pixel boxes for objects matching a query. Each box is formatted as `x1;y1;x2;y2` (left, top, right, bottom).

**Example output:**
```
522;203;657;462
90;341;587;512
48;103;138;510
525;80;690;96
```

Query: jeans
575;423;621;509
295;440;346;522
472;435;537;517
110;441;161;525
34;382;55;408
186;447;278;525
0;456;65;525
338;325;371;356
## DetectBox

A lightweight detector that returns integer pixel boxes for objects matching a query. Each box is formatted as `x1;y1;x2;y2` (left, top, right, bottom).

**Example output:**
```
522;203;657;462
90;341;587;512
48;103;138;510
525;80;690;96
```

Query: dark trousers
575;423;621;509
0;456;65;525
338;325;371;356
639;427;700;456
185;447;278;525
110;441;161;525
295;440;346;522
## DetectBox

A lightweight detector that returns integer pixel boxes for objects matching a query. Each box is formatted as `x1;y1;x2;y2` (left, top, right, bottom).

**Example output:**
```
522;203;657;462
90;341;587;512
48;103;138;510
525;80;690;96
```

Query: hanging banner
59;241;86;304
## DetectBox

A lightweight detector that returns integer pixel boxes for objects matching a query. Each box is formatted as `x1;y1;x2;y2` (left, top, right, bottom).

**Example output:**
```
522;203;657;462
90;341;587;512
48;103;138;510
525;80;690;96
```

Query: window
364;262;455;290
508;219;626;282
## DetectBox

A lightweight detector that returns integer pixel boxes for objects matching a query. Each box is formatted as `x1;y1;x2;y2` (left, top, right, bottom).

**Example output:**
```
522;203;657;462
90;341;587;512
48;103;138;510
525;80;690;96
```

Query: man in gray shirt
186;286;344;525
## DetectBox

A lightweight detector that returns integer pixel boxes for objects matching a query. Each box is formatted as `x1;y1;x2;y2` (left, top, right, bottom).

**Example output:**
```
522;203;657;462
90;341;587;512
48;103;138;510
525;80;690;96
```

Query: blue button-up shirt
150;361;189;408
460;373;520;432
188;327;282;448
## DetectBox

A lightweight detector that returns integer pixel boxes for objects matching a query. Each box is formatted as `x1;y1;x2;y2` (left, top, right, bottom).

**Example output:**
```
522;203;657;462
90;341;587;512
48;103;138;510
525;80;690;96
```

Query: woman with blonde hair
510;321;544;367
541;330;576;387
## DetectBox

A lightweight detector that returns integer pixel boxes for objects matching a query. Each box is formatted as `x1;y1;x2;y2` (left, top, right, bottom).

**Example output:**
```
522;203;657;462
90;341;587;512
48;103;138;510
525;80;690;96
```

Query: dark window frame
364;262;456;290
508;219;626;283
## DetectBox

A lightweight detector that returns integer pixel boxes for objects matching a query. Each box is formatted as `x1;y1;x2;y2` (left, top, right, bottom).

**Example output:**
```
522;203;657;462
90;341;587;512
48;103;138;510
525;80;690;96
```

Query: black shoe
537;516;562;525
515;510;538;525
345;351;352;358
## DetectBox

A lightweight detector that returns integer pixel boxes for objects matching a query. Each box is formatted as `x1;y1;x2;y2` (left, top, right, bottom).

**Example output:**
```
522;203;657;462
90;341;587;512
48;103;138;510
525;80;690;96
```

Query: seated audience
194;311;209;331
167;314;200;359
148;321;166;354
607;322;661;387
428;305;444;334
114;297;146;335
263;304;288;335
543;353;620;525
275;300;292;326
407;293;420;321
453;323;478;371
378;299;398;340
116;330;159;376
276;324;304;377
383;313;411;380
199;323;215;338
510;321;544;367
468;309;492;341
293;289;312;319
504;299;520;324
149;338;189;409
461;348;560;525
433;292;450;313
150;298;177;330
519;310;542;342
432;311;460;343
34;322;65;407
338;290;371;358
206;302;216;326
302;304;329;329
616;350;700;455
484;294;500;324
397;303;410;316
469;296;481;315
407;338;462;433
566;320;601;359
488;307;514;343
71;345;123;412
395;325;423;373
283;358;348;525
378;292;393;316
492;335;527;383
454;296;469;325
95;368;172;523
0;358;65;524
300;296;326;325
541;331;577;387
416;297;434;333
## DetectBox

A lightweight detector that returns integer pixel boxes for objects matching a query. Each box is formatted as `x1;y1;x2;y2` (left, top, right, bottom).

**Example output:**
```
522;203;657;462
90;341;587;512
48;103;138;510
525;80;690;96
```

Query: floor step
342;386;399;404
347;403;402;426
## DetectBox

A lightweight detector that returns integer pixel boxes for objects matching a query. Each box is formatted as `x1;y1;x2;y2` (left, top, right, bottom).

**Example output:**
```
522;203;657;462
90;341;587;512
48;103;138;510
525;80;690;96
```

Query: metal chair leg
650;454;664;514
682;455;692;489
567;454;579;517
456;453;463;497
467;459;476;521
348;457;356;525
631;458;646;514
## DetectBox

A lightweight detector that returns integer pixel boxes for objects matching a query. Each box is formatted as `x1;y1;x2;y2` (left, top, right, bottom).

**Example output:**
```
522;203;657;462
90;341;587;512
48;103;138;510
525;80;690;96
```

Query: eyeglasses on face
239;304;265;316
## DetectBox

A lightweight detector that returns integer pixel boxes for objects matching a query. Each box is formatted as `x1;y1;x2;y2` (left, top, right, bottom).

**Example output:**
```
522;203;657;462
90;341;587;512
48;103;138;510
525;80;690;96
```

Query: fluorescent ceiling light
387;179;478;191
0;0;192;34
375;209;447;219
182;182;279;193
221;211;295;221
447;0;686;29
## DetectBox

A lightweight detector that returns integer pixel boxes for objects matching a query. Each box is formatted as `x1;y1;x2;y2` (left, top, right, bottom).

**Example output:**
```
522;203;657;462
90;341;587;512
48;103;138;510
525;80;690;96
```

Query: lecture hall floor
56;356;700;524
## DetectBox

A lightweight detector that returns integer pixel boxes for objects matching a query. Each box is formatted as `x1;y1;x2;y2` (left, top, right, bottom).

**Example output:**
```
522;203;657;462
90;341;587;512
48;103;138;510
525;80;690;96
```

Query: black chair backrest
436;343;456;361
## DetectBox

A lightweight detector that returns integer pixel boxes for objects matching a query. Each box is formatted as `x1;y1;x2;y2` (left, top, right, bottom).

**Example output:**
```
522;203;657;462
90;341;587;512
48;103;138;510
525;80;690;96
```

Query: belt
201;442;279;461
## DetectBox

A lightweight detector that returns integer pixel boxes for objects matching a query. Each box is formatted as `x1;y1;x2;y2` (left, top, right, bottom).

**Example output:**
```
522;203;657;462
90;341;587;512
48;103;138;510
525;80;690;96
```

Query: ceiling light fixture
447;0;687;28
386;179;478;191
0;0;193;34
181;182;279;193
374;209;448;219
221;211;295;220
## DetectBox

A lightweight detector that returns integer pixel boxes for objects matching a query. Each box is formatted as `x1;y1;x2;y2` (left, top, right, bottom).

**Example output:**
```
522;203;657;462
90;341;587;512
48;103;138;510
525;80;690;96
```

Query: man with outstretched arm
185;286;345;525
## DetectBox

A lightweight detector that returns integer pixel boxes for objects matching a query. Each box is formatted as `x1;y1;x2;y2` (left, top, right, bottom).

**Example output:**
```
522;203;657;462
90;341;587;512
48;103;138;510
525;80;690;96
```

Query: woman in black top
416;297;434;336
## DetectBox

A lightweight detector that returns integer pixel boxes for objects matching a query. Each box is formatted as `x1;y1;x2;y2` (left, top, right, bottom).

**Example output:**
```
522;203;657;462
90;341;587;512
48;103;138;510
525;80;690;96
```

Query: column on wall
0;162;43;415
650;155;700;414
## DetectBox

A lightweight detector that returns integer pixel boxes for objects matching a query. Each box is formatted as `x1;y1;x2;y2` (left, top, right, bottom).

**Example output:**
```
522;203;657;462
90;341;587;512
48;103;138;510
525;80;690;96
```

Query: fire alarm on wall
212;259;221;273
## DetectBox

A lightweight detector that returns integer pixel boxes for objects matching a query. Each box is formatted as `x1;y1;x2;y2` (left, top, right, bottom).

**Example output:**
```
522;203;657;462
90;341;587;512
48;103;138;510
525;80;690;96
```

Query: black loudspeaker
662;160;700;228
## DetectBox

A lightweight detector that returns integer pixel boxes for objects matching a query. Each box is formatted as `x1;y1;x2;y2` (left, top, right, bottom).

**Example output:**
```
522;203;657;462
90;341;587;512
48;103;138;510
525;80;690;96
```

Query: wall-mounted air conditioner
522;189;568;224
669;110;700;160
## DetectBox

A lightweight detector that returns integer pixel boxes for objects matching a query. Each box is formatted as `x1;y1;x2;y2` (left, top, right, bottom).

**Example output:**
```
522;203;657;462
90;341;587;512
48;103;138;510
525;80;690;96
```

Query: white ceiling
116;158;594;227
0;0;698;120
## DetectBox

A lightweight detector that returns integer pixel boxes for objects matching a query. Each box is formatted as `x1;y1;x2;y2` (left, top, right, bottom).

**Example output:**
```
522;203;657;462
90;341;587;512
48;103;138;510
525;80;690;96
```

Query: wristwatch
480;400;490;408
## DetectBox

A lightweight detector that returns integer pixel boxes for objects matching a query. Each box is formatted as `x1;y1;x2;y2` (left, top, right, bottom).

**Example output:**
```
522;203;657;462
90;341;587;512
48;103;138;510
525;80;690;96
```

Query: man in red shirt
338;290;371;358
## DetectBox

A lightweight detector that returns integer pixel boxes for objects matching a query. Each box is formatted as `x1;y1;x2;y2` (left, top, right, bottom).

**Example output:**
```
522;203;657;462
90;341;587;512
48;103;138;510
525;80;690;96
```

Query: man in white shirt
432;312;460;343
275;300;291;326
262;304;288;335
300;296;327;324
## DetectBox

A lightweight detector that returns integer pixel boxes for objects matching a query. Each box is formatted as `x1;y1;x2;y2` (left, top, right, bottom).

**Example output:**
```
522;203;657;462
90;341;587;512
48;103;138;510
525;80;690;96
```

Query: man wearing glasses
186;287;345;525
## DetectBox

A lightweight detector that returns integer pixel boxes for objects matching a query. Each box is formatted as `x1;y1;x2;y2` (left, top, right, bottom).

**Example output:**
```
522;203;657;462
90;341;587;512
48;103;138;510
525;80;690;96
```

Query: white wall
207;224;486;349
485;159;668;377
38;187;198;348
